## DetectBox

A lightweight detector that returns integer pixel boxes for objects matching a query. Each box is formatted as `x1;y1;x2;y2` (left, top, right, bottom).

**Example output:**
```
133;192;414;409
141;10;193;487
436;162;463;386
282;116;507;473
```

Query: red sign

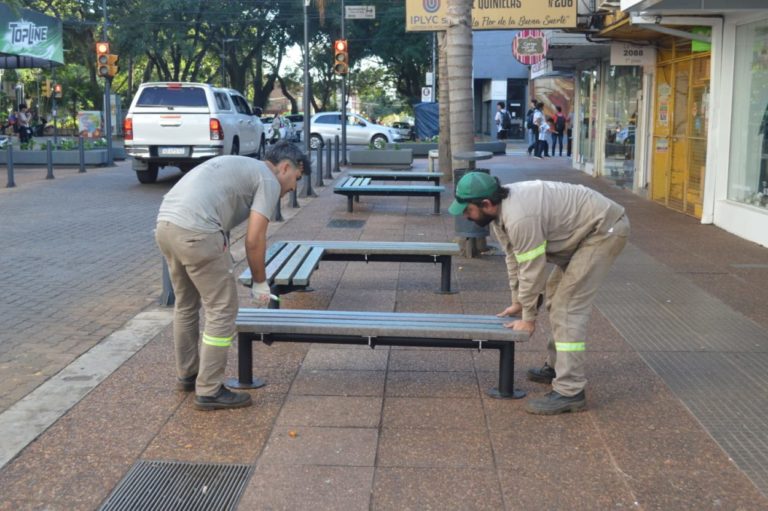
512;30;547;66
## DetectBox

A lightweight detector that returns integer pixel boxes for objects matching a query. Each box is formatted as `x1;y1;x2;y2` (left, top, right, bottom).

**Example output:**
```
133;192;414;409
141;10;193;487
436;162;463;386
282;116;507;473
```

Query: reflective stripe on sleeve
515;241;547;263
555;341;585;352
202;333;233;347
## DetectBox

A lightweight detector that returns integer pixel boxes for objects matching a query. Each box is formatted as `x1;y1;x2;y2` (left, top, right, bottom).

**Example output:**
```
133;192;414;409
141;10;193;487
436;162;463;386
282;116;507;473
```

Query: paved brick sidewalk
1;149;767;510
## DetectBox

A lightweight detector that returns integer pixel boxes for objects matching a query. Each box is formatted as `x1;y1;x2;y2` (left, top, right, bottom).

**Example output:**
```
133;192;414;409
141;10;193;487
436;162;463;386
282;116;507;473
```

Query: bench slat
292;246;325;286
265;243;299;284
236;308;527;342
273;244;312;286
287;241;460;256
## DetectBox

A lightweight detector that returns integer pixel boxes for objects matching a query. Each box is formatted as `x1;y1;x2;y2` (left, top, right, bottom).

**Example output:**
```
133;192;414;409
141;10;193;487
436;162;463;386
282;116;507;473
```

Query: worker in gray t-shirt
156;141;309;411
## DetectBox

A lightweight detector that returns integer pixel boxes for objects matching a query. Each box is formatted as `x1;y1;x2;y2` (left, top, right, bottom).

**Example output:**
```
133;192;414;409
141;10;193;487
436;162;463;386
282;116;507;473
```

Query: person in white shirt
494;102;508;140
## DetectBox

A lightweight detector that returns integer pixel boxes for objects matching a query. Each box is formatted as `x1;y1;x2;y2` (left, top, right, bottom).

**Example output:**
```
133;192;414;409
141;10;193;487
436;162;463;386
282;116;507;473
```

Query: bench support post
433;195;441;215
347;195;354;213
438;256;453;294
487;343;525;399
225;333;266;389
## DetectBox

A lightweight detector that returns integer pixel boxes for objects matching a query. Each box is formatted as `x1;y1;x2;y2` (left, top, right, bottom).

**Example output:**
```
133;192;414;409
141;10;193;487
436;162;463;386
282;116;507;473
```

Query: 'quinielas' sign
405;0;577;32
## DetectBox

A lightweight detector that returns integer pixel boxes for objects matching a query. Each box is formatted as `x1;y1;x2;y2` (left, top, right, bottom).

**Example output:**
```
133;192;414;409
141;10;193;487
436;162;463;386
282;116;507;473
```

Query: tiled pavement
1;146;768;510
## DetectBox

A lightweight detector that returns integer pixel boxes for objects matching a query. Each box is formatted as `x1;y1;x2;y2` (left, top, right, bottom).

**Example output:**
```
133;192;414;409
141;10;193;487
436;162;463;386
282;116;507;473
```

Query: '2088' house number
610;42;656;67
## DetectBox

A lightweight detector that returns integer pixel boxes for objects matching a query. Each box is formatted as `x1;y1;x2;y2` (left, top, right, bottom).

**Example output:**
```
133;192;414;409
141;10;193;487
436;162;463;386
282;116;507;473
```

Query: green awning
0;4;63;69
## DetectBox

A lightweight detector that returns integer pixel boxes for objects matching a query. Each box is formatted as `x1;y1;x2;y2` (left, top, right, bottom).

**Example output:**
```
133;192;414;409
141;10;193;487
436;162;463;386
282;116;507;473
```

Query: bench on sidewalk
347;170;443;186
227;308;529;399
241;240;461;293
334;176;445;214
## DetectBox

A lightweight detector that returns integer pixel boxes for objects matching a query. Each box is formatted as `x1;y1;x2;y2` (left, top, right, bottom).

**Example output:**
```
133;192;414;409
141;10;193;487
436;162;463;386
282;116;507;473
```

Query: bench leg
487;343;525;399
347;195;354;213
433;194;441;215
225;333;266;389
438;256;453;294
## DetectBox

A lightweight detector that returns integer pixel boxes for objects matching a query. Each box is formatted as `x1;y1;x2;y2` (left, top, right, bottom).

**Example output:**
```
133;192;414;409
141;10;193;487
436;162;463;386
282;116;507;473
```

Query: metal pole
6;144;14;188
432;33;437;100
340;0;347;164
102;0;113;166
78;136;86;173
46;140;54;179
325;137;332;180
303;0;311;156
334;134;340;172
315;148;324;188
51;68;58;145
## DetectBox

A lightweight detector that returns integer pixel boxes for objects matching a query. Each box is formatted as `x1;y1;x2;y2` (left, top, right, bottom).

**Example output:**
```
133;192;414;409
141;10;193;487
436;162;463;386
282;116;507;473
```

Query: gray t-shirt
157;155;280;233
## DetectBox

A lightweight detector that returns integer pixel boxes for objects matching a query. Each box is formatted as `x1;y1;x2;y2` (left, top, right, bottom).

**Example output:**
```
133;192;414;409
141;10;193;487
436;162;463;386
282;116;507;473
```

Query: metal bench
228;308;530;399
240;240;461;293
334;176;445;214
347;170;443;186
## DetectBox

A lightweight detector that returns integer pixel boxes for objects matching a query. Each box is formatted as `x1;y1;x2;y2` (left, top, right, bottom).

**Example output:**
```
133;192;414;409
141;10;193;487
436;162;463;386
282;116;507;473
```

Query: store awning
0;4;63;69
621;0;765;12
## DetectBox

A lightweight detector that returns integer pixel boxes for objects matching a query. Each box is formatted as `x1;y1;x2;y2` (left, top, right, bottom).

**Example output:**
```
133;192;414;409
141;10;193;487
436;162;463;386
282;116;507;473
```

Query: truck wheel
372;134;387;149
136;163;159;184
231;139;240;155
309;134;324;150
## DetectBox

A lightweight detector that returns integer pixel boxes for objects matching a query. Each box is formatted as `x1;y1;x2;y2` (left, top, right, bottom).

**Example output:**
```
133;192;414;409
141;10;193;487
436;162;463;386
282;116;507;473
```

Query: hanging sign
610;42;656;67
405;0;577;32
512;29;546;65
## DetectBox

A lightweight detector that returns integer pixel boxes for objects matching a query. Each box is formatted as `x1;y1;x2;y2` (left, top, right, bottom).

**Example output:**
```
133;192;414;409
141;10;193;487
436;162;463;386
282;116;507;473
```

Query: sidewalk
1;146;768;510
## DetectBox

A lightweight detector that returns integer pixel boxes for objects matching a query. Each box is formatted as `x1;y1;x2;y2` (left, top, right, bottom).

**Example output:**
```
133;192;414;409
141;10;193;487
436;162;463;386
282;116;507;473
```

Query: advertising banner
77;111;103;138
405;0;577;32
0;4;63;65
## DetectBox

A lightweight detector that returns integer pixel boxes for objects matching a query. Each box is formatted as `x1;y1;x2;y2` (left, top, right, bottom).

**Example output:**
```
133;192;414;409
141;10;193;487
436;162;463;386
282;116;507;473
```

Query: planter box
348;148;413;168
0;149;108;166
387;141;506;157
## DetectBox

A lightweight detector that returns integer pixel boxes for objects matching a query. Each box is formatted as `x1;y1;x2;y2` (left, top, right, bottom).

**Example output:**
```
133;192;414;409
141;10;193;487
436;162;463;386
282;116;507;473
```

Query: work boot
525;390;586;415
194;386;252;411
176;374;197;392
527;362;556;384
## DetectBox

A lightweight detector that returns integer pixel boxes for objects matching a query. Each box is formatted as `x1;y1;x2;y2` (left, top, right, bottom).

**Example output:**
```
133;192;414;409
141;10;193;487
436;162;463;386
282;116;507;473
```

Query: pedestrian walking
553;106;567;156
526;100;538;156
17;104;32;144
155;141;309;411
532;102;545;158
448;173;630;415
495;101;511;140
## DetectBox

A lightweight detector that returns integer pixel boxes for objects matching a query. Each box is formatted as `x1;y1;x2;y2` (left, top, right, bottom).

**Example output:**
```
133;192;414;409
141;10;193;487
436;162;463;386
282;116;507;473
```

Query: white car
124;82;266;183
309;112;403;150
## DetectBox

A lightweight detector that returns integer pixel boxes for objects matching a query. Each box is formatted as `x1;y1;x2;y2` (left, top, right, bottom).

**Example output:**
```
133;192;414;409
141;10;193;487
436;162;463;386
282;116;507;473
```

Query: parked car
389;121;415;141
266;114;298;144
286;113;304;133
309;112;403;150
124;82;266;184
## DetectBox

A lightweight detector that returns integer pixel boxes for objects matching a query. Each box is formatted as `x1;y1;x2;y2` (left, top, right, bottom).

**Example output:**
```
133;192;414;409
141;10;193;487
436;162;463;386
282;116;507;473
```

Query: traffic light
96;41;111;77
42;79;51;98
54;83;63;99
333;39;348;75
105;54;119;77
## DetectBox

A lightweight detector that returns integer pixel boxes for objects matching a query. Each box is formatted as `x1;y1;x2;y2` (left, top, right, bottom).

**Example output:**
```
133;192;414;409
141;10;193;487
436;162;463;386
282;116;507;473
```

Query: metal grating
326;219;366;229
99;460;251;511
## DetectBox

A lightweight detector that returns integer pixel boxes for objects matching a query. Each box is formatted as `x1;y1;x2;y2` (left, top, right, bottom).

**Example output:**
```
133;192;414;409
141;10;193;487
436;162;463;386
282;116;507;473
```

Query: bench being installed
227;309;530;399
347;170;443;186
241;240;461;293
334;176;445;214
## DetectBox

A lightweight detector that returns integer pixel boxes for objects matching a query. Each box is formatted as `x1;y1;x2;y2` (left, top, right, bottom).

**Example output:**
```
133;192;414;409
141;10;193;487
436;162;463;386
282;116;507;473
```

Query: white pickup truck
123;82;266;184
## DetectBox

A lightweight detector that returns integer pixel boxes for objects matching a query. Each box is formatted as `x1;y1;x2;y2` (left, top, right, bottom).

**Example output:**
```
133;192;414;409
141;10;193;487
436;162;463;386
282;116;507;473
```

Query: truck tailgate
129;107;212;147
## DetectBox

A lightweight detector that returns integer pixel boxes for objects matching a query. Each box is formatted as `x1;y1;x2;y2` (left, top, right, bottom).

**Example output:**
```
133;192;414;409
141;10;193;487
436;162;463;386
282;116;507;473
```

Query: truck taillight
210;118;223;140
123;118;133;140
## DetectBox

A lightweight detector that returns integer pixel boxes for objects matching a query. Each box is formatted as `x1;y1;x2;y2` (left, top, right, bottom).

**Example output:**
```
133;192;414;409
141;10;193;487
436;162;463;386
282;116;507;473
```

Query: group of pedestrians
2;104;34;143
526;99;571;159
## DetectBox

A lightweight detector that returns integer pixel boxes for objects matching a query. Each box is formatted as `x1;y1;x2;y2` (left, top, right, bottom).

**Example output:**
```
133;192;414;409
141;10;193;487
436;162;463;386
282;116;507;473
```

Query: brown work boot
194;387;252;411
527;362;556;384
525;390;586;415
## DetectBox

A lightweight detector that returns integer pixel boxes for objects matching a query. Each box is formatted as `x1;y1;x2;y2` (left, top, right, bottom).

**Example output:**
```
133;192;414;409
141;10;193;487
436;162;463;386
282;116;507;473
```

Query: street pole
340;0;347;164
303;0;311;155
102;0;113;165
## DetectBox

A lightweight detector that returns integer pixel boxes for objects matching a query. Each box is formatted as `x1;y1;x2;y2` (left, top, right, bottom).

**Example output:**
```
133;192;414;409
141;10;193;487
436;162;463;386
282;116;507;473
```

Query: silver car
309;112;403;149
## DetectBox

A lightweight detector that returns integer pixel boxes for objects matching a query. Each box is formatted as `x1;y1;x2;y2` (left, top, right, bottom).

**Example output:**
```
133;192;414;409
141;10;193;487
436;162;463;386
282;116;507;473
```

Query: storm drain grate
99;460;251;511
327;219;366;228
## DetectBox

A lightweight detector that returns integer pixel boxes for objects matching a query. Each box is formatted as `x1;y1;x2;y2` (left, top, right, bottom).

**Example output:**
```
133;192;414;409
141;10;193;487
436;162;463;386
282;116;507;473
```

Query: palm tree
445;0;474;180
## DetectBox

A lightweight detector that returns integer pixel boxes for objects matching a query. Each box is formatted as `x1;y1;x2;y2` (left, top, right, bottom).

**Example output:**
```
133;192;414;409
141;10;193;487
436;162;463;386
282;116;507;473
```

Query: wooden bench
334;176;445;214
347;170;443;186
240;240;461;293
227;309;530;399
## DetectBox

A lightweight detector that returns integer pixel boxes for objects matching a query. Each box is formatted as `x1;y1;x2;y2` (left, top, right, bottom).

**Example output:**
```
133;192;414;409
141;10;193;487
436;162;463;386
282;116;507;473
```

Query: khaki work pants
544;216;630;396
155;221;238;397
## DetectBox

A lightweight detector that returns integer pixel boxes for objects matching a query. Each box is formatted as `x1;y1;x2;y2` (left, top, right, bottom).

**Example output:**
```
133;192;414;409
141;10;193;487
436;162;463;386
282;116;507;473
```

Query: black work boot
194;386;252;411
525;390;586;415
527;362;556;384
176;374;197;392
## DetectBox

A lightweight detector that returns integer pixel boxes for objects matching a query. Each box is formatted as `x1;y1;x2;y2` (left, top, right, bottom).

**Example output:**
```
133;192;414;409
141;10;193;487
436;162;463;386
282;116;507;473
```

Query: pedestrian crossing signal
54;83;62;99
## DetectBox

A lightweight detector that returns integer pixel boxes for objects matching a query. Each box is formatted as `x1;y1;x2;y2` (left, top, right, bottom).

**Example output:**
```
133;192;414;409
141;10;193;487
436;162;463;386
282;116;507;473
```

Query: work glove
250;281;272;308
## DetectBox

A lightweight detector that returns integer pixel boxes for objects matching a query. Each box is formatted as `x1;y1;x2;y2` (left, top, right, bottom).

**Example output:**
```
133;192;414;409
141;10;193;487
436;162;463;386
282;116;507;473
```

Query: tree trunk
446;0;474;173
437;32;452;183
